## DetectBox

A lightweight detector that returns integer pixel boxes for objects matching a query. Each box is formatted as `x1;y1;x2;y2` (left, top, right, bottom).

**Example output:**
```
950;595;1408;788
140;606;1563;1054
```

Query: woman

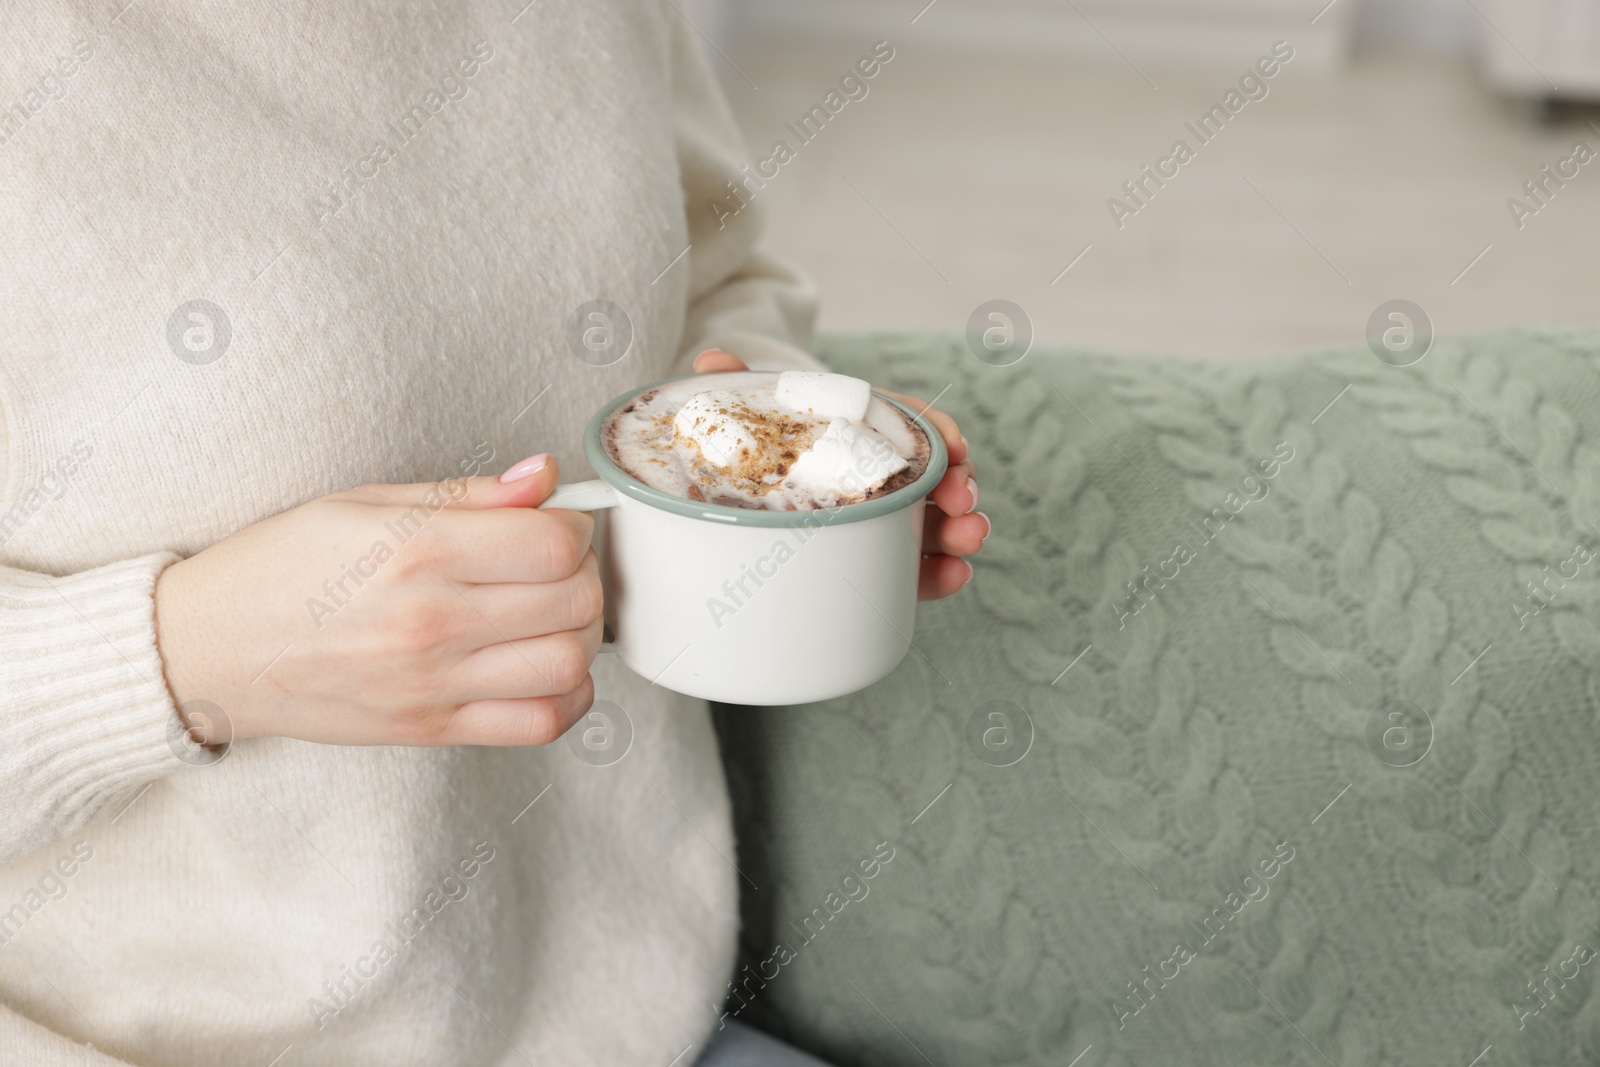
0;3;985;1064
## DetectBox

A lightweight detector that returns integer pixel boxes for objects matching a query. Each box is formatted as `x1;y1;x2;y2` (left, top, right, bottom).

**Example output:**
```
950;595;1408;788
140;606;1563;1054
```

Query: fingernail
966;476;978;513
975;511;991;542
959;434;970;459
961;558;975;583
500;453;550;483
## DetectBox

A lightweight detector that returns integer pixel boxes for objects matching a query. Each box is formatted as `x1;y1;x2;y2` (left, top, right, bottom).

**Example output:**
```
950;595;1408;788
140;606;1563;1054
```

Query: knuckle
517;701;566;747
387;513;445;570
547;636;592;693
525;677;593;746
438;477;471;507
391;699;452;745
569;568;604;627
569;673;596;718
543;524;584;577
392;597;453;652
386;542;433;581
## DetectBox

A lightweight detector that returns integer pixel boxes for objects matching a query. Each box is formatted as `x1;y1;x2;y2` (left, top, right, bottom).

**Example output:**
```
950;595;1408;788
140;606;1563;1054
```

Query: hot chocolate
603;371;931;511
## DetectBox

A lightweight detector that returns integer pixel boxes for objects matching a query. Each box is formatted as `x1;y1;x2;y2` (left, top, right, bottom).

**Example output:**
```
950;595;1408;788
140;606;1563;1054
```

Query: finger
433;674;596;747
421;505;594;584
877;390;967;464
921;509;990;557
338;454;565;511
445;616;604;701
444;550;603;645
693;349;749;373
917;554;974;601
930;462;978;517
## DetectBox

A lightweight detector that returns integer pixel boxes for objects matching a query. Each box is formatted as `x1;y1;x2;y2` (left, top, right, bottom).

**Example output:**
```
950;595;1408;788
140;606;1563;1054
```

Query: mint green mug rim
580;371;949;527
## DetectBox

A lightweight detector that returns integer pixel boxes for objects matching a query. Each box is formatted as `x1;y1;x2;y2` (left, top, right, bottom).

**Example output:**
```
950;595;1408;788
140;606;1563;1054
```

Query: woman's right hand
152;454;603;748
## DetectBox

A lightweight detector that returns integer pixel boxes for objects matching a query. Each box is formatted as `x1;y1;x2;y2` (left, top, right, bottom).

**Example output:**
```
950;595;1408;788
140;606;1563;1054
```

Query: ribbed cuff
0;552;196;857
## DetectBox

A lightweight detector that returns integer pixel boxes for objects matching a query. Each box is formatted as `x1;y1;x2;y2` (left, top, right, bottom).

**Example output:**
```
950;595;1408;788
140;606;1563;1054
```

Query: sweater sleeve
0;552;206;863
666;14;825;376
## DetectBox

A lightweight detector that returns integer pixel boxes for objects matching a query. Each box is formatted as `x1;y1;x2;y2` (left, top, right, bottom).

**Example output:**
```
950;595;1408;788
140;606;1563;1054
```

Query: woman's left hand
692;349;986;601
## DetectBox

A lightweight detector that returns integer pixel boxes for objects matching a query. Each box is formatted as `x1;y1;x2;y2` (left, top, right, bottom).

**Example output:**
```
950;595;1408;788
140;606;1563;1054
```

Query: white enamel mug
541;372;948;706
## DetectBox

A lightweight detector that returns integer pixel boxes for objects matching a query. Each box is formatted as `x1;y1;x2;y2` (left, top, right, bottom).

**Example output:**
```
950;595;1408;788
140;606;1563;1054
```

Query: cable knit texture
716;326;1600;1067
0;3;822;1064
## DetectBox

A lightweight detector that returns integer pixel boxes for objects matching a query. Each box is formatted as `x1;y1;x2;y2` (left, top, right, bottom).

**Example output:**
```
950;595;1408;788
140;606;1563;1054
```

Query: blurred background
678;0;1600;360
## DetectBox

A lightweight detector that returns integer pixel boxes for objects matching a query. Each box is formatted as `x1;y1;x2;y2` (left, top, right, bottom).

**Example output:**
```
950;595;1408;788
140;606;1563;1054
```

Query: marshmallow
775;371;871;423
674;389;757;468
786;418;908;502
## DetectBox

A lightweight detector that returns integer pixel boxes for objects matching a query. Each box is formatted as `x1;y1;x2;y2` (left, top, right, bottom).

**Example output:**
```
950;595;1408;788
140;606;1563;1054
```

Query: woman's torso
0;3;736;1064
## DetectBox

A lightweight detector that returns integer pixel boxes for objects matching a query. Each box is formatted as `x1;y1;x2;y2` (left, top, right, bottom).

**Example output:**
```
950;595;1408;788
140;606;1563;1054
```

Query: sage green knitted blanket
712;326;1600;1067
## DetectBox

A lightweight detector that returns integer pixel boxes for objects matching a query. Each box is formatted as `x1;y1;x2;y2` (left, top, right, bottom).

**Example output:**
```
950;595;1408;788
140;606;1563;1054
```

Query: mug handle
542;479;621;512
539;480;622;652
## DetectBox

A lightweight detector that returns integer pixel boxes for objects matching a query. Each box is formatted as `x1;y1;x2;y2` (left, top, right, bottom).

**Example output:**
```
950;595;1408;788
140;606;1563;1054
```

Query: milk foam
604;371;930;511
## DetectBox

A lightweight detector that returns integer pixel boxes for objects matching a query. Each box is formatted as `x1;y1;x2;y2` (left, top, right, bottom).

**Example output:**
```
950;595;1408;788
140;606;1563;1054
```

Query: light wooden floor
720;39;1600;361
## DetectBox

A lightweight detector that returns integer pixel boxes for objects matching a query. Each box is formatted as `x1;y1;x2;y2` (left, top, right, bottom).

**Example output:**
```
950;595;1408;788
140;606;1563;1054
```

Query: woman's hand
153;455;602;748
692;349;987;601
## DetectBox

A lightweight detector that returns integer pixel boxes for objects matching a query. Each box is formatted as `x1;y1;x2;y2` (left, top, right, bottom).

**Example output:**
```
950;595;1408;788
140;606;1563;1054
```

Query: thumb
483;452;562;508
340;453;562;510
693;348;748;373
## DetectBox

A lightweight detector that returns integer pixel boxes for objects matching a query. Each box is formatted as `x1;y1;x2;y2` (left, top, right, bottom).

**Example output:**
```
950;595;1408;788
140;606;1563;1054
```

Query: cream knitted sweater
0;3;824;1064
